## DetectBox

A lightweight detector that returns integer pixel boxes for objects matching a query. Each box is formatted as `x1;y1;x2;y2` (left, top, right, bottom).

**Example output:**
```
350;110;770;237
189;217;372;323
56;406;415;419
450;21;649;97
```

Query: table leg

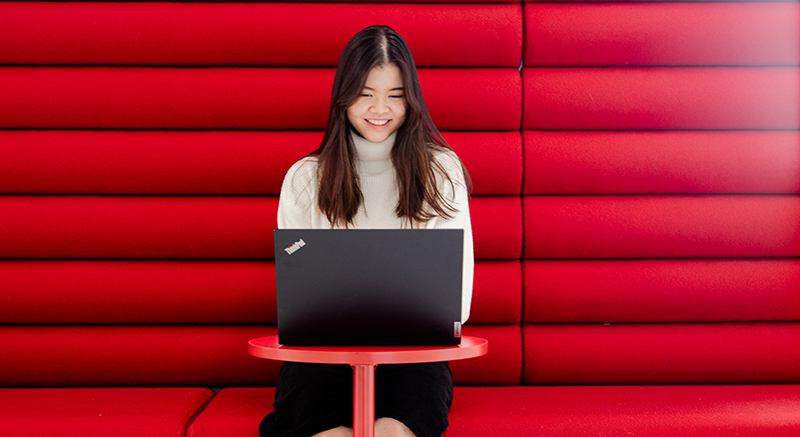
352;364;377;437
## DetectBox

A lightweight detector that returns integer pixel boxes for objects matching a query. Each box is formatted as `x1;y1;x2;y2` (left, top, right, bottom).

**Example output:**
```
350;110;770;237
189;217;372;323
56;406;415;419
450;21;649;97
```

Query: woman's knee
375;417;416;437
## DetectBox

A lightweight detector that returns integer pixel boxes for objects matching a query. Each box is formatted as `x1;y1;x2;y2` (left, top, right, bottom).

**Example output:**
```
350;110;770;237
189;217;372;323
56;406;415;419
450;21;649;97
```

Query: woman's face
347;63;407;144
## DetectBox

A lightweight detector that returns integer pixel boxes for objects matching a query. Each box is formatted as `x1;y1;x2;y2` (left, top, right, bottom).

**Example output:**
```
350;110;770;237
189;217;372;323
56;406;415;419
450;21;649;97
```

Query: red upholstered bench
2;1;799;436
188;386;800;437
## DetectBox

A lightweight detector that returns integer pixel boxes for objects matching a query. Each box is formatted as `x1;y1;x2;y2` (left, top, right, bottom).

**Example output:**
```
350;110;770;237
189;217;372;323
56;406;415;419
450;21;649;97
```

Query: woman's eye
390;95;404;99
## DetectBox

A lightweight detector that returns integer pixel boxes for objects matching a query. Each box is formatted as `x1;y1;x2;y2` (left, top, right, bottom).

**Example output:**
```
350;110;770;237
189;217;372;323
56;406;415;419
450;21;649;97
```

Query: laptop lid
274;229;463;346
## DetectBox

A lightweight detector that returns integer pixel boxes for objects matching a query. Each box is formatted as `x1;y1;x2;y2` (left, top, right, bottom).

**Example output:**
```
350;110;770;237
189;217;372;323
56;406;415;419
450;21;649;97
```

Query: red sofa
1;1;798;436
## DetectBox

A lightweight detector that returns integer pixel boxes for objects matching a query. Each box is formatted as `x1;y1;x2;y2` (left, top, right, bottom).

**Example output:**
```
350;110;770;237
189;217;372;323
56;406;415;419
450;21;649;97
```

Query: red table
249;335;488;437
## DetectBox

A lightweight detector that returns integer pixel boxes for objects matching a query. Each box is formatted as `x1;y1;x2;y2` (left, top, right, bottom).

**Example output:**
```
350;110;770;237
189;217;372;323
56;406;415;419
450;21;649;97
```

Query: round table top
249;335;488;365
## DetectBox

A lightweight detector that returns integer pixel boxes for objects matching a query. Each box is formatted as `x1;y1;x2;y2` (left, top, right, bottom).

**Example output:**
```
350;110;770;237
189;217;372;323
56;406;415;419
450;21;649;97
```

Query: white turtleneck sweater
277;131;474;322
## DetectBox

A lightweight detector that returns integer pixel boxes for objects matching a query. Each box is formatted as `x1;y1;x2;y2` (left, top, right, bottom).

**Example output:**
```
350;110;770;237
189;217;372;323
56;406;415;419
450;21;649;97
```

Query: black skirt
259;361;453;437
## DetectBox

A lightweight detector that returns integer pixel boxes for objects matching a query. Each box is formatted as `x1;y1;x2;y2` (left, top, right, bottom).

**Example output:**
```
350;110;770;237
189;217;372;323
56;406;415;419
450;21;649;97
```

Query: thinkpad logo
284;239;306;255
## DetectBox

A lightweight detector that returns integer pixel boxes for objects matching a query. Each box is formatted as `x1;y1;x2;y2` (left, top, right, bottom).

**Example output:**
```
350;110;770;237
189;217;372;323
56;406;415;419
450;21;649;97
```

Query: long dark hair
311;25;471;227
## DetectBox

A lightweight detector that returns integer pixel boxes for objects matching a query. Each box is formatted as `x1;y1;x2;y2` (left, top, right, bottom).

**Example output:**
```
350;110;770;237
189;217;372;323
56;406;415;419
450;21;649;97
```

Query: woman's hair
310;25;471;227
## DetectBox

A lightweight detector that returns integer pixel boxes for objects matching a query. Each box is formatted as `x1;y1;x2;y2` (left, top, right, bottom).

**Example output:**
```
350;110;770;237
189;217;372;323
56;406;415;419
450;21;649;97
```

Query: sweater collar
352;130;396;163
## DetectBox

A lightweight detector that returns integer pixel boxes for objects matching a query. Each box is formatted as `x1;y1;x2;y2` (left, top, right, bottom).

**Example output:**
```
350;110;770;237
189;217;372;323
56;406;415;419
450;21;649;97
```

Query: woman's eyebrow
363;86;405;91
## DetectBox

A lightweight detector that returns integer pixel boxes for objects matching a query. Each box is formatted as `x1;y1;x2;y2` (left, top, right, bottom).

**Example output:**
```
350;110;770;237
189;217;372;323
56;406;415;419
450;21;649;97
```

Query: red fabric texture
188;385;800;437
446;386;800;437
187;388;276;437
0;260;516;324
523;67;799;130
452;325;522;385
0;195;278;259
523;195;800;259
0;325;517;387
0;67;520;130
0;131;520;196
1;388;214;437
524;259;800;323
471;196;523;260
470;261;522;324
0;260;277;324
0;3;521;67
525;3;800;66
523;323;800;385
443;132;523;196
523;131;800;194
0;195;515;260
0;131;321;195
0;326;281;387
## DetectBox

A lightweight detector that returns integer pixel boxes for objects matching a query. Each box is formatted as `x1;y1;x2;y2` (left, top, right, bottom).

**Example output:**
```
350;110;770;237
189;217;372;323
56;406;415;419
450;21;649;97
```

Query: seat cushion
1;387;214;437
189;385;800;437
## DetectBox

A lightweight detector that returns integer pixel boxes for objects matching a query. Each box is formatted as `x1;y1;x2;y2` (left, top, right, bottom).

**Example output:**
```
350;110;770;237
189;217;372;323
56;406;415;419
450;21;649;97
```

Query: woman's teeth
367;119;389;126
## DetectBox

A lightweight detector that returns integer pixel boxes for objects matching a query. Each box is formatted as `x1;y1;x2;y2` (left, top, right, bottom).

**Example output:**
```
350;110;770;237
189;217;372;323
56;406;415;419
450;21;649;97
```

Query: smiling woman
262;25;475;437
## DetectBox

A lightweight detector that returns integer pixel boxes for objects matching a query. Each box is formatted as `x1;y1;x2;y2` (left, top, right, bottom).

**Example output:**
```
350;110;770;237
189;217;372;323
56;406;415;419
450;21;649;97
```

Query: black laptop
273;229;463;346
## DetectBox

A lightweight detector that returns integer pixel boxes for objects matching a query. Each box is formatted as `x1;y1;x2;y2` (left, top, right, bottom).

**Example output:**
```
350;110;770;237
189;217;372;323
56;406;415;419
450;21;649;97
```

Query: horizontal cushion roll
0;67;521;130
523;323;800;385
0;195;520;260
523;67;799;130
447;385;800;437
523;131;800;194
0;324;518;387
525;3;799;66
1;388;214;437
0;196;278;259
524;259;800;323
0;260;519;324
0;131;521;196
0;325;282;387
0;3;521;67
524;195;800;258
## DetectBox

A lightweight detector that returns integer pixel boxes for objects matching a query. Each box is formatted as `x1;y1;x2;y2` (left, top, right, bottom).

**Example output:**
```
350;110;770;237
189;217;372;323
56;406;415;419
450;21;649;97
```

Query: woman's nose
371;97;389;114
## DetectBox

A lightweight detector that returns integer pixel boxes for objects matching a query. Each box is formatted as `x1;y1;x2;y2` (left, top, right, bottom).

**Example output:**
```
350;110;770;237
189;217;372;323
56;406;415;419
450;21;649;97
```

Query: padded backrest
0;0;796;389
522;1;800;385
0;2;523;387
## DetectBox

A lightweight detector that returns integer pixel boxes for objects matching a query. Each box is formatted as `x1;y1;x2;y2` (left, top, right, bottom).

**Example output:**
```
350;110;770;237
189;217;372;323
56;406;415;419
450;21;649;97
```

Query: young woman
260;25;473;437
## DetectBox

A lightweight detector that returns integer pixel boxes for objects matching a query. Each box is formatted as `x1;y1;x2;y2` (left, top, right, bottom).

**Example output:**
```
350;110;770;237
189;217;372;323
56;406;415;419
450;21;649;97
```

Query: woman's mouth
366;119;390;126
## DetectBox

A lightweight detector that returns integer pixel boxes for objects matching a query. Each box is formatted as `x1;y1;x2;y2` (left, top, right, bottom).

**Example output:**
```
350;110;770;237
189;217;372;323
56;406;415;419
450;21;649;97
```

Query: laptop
274;229;463;347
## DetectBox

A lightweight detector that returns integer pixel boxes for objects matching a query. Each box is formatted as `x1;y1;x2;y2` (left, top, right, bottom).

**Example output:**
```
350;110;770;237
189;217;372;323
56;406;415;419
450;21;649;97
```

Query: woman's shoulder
281;156;319;194
430;147;465;179
284;156;318;180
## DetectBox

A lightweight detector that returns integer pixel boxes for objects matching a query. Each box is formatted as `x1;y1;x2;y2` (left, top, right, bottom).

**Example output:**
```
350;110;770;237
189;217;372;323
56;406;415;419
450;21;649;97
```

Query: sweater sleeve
277;158;317;229
426;152;474;323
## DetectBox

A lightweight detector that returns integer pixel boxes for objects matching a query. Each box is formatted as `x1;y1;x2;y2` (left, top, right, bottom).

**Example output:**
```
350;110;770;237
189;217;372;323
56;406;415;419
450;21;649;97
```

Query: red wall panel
525;3;800;66
523;131;800;194
444;132;522;196
0;195;518;260
524;195;800;259
0;260;519;324
0;196;277;259
471;196;523;260
470;261;522;324
0;3;521;67
452;325;521;386
524;323;800;385
523;67;799;130
524;259;800;323
0;324;519;387
0;67;520;130
0;131;520;196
